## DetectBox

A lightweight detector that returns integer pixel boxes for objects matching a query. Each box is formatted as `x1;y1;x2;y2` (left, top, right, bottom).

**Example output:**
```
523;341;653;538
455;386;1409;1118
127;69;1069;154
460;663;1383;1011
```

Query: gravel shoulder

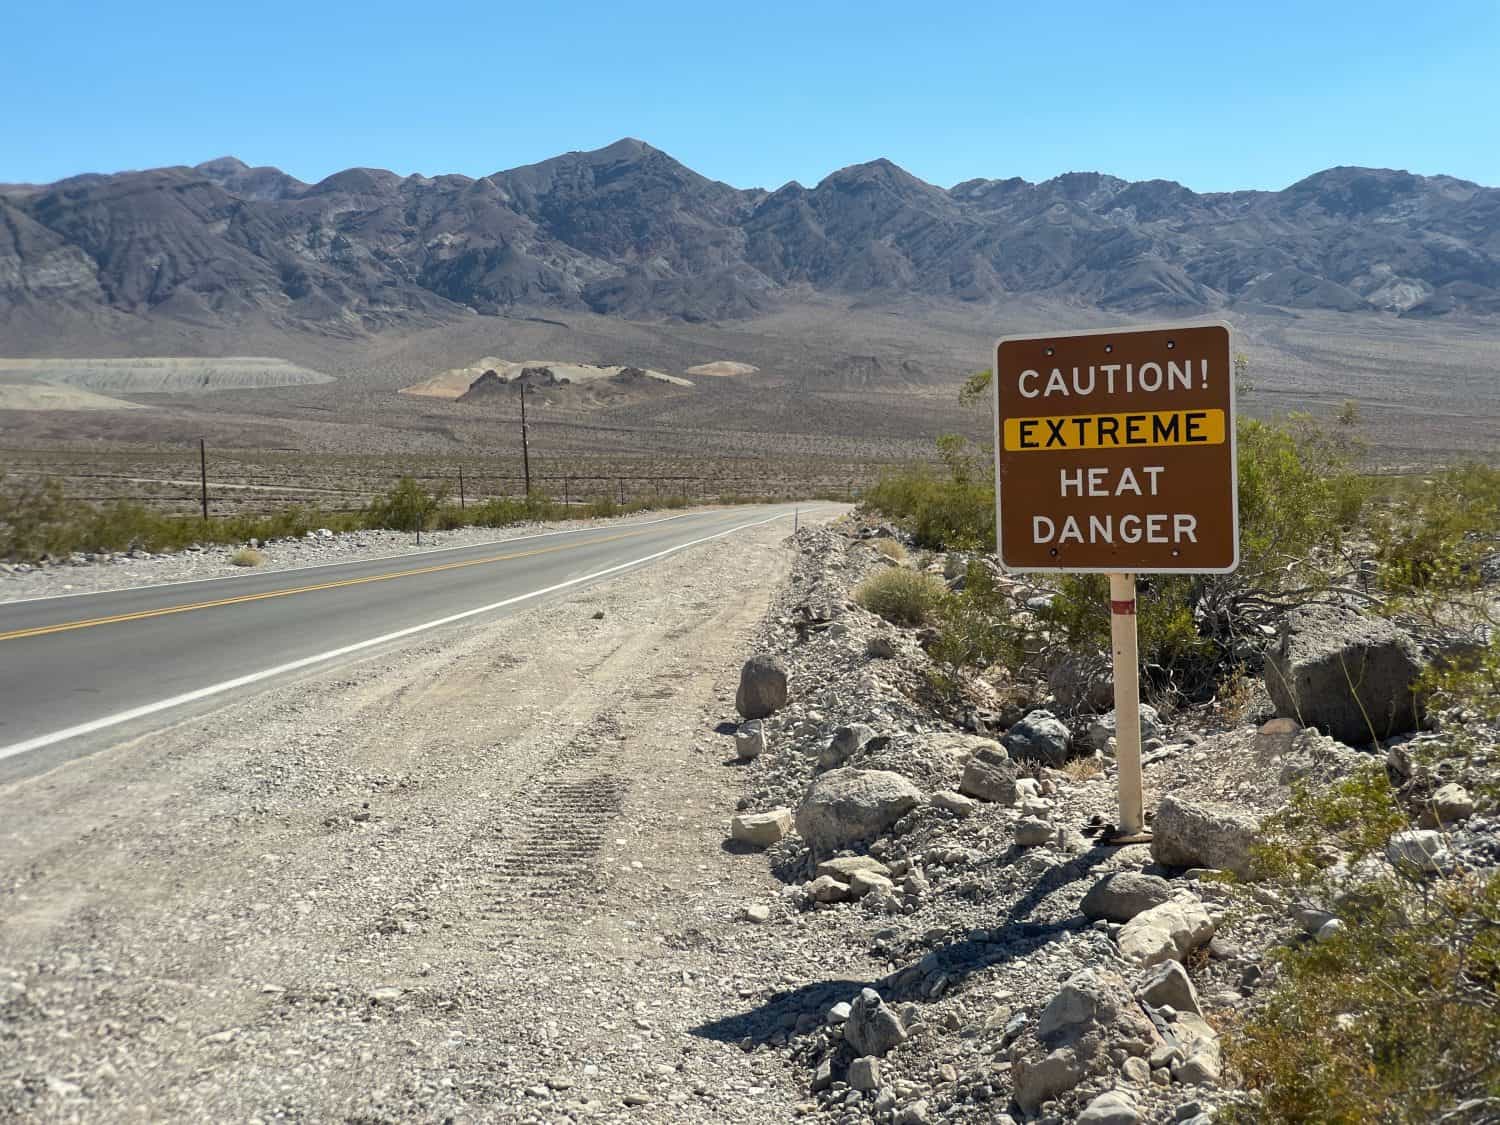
0;511;841;1122
0;507;727;604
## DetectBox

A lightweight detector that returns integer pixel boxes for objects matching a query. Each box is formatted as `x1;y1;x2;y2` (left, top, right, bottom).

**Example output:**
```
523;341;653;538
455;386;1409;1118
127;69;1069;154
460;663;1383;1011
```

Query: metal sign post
992;323;1238;843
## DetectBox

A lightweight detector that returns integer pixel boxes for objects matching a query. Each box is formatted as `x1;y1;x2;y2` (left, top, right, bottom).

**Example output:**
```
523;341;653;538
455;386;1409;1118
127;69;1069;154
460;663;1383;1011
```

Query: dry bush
1061;756;1104;781
854;568;945;627
871;538;907;562
230;547;265;567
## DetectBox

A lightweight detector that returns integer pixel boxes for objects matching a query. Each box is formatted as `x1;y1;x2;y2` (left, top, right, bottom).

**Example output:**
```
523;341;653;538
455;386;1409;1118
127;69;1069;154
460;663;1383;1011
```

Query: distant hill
3;139;1497;333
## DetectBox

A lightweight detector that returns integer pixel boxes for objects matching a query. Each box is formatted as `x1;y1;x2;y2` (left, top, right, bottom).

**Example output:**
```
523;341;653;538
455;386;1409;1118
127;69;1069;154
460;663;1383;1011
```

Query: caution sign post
991;324;1238;839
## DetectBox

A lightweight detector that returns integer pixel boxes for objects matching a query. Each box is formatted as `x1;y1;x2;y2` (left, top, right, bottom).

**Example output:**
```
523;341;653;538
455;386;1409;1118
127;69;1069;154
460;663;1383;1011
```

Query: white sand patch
0;382;147;412
684;360;758;377
401;357;691;399
0;357;333;394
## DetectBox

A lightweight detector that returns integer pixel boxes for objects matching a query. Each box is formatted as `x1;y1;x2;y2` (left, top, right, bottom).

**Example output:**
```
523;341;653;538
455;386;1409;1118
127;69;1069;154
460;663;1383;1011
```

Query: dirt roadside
0;511;843;1122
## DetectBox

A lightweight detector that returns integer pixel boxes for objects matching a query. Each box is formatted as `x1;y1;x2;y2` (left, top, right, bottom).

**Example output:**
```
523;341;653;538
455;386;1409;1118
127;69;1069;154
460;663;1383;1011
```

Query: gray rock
1122;1056;1151;1084
1088;705;1163;752
816;856;891;881
1048;653;1116;714
895;1100;931;1125
1079;1089;1141;1125
846;988;907;1057
796;769;924;852
1422;783;1476;827
1003;709;1072;767
931;790;978;817
849;1056;881;1092
1013;1048;1086;1114
1014;818;1054;847
959;745;1020;804
1038;967;1158;1048
808;875;851;903
849;870;895;898
820;723;877;770
1385;829;1454;875
735;721;766;760
729;808;792;848
1136;959;1202;1016
1117;895;1216;967
1151;795;1261;879
1168;1011;1222;1085
1082;872;1175;922
1265;605;1425;744
736;654;789;719
827;1001;852;1025
867;634;897;659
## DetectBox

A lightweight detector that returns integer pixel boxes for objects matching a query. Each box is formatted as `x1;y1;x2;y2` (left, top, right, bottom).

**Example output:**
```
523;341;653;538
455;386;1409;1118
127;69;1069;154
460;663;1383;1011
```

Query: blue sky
6;0;1497;192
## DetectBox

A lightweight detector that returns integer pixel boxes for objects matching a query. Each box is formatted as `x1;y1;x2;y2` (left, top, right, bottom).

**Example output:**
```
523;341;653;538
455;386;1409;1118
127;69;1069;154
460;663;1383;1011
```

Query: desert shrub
230;546;265;566
657;494;690;510
854;568;946;627
929;560;1024;672
1373;462;1500;593
871;538;907;563
588;496;619;518
862;435;994;551
1229;765;1500;1124
365;476;448;533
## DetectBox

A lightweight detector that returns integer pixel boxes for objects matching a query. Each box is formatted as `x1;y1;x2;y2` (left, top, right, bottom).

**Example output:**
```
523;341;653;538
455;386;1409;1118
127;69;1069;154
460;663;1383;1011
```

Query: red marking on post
1110;598;1136;615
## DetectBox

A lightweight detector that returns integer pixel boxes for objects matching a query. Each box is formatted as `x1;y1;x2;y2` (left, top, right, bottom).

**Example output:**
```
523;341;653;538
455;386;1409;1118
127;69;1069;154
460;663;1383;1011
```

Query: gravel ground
0;508;722;604
0;511;846;1122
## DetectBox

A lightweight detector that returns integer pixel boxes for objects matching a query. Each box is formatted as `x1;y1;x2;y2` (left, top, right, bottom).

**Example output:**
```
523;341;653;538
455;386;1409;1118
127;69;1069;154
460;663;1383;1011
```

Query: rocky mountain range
3;138;1497;333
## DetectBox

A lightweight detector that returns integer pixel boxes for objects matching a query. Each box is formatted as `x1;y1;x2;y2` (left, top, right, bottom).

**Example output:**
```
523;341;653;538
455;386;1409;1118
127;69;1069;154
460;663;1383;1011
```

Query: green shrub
854;568;946;627
365;477;448;533
1229;765;1500;1123
871;538;907;563
1374;462;1500;594
928;560;1024;672
230;546;265;567
862;435;994;551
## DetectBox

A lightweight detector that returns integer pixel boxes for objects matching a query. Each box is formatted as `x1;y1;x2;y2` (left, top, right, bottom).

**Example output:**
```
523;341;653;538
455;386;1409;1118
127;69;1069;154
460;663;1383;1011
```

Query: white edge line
0;511;700;607
0;508;817;763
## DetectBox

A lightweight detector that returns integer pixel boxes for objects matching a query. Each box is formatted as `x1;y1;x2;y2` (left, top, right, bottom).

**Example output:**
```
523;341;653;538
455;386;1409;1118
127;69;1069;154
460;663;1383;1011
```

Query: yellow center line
0;525;665;643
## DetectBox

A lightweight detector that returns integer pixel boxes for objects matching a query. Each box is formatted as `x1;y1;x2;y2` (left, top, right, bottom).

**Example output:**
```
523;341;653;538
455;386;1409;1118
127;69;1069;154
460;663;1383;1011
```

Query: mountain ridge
3;140;1497;333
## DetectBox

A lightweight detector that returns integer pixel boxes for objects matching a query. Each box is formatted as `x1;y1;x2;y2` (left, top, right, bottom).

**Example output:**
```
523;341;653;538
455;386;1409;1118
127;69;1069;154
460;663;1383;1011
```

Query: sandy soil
0;357;332;394
683;362;757;378
0;382;146;412
0;512;841;1122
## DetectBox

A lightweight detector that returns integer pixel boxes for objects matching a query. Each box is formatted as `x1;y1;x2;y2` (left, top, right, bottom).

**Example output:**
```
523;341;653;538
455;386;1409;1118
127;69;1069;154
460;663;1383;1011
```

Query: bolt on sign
992;324;1238;573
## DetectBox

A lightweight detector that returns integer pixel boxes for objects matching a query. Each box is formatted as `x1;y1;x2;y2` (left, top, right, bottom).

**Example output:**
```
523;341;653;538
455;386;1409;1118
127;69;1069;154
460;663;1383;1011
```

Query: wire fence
2;459;866;518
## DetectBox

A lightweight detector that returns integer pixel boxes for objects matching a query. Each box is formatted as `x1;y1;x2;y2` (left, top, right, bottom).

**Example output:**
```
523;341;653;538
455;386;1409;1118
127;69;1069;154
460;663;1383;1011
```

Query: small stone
850;1056;882;1092
743;903;771;924
932;790;977;817
1122;1056;1151;1084
1386;829;1453;875
816;855;891;881
1137;959;1202;1016
895;1099;931;1125
1082;872;1175;922
808;875;852;903
1314;918;1345;943
849;870;896;898
622;1092;652;1106
1078;1088;1140;1125
1151;1067;1172;1087
827;1001;852;1025
1014;818;1054;847
1003;710;1072;768
867;634;898;659
846;988;907;1057
1422;783;1475;827
1174;1103;1206;1122
736;722;767;760
731;808;793;848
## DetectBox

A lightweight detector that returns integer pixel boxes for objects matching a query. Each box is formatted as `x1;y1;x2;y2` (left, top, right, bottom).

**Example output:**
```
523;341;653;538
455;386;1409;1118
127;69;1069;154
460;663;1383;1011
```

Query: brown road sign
992;323;1238;573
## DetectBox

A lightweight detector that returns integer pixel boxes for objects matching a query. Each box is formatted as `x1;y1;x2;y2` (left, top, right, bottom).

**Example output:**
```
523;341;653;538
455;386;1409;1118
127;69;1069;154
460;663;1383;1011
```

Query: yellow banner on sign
1003;408;1227;452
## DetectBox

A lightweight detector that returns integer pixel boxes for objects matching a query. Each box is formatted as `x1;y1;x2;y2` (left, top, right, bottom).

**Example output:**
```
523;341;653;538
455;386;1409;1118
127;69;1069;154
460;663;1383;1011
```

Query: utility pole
199;438;209;521
458;466;466;510
519;383;532;498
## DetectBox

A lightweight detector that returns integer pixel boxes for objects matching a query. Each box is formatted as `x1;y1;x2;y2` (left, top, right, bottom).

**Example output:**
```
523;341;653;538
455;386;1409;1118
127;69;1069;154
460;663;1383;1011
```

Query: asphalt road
0;505;812;778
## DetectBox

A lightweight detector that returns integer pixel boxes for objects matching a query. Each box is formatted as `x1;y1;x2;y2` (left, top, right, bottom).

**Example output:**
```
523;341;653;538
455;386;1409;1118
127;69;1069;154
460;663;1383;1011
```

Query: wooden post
618;478;624;506
564;475;569;508
199;438;209;521
1109;572;1148;840
458;466;466;510
520;384;531;498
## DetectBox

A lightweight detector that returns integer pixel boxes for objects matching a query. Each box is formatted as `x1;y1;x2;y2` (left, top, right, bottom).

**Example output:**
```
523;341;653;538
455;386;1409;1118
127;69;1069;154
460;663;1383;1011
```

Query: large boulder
1013;1049;1086;1115
736;654;788;719
1136;959;1202;1016
959;745;1020;804
1265;605;1425;744
1116;894;1215;967
1002;709;1072;767
1047;653;1115;714
1081;871;1175;922
1151;795;1261;879
795;769;923;852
